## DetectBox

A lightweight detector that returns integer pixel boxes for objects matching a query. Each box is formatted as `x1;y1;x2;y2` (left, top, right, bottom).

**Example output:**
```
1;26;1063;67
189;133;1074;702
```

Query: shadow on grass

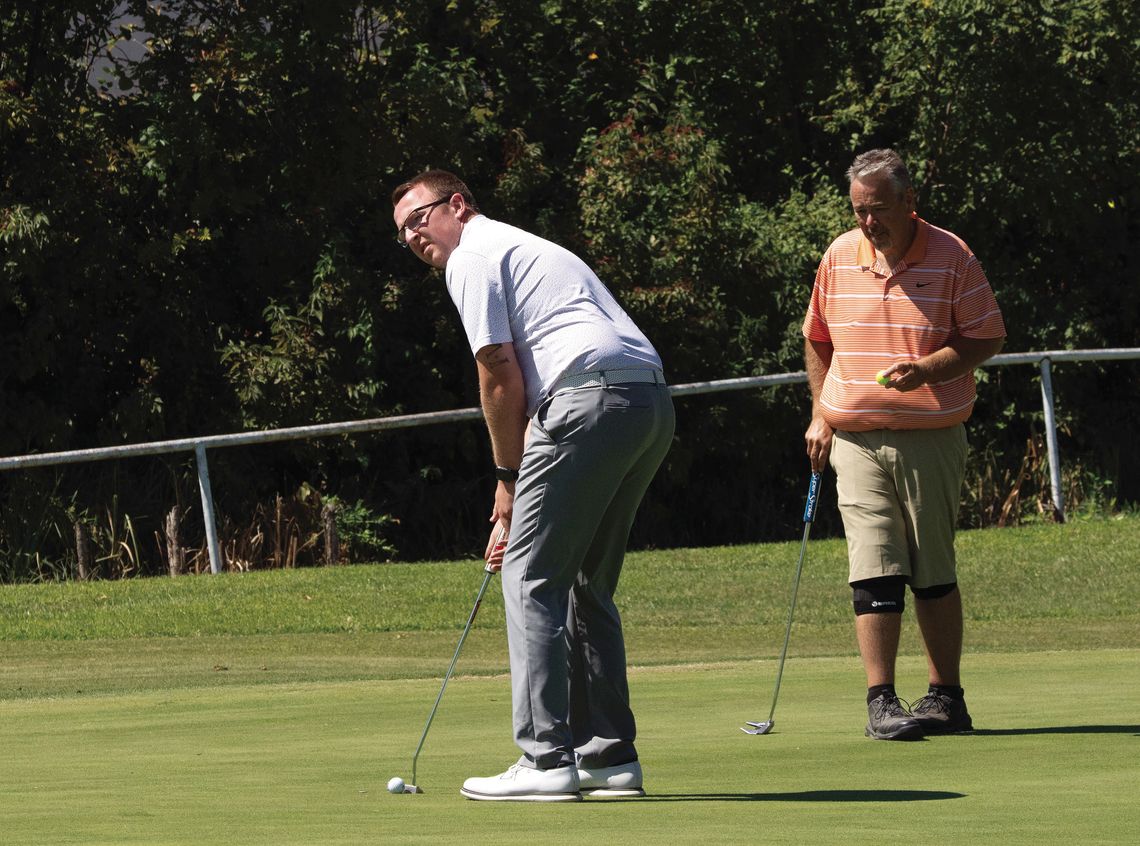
969;725;1140;736
635;790;964;803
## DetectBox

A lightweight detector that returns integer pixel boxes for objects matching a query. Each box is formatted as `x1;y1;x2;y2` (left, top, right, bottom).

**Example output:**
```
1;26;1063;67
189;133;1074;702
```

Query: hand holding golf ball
387;776;405;794
875;362;927;392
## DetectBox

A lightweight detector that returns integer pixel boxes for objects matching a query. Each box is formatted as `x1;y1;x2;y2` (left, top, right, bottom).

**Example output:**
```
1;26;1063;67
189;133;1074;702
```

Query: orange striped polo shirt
802;218;1006;431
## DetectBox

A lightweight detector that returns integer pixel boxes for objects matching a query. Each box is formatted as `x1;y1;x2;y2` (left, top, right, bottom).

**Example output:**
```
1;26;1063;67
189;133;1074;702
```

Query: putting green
2;649;1136;844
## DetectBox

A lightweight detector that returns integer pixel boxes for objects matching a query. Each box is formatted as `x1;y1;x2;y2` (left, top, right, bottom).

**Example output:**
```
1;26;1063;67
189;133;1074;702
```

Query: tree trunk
165;506;185;576
273;494;283;568
322;503;339;566
74;521;92;581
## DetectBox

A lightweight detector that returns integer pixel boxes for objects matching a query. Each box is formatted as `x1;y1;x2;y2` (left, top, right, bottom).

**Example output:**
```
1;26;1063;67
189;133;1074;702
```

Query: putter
404;525;507;793
742;471;822;735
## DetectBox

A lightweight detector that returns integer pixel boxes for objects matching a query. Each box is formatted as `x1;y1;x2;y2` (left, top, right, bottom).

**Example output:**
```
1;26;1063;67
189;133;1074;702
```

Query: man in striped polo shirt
802;149;1006;740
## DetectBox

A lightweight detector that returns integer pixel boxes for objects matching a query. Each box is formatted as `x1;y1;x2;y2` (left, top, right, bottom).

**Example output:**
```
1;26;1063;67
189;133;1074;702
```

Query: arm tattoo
477;344;512;371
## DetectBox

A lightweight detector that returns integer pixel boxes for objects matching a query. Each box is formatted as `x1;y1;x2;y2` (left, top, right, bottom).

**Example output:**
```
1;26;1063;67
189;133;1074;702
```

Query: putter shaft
741;472;821;735
761;519;812;722
410;526;505;787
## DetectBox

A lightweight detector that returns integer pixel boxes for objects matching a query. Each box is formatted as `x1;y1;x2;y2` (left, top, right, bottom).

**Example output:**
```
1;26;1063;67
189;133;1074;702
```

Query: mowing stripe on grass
2;651;1137;845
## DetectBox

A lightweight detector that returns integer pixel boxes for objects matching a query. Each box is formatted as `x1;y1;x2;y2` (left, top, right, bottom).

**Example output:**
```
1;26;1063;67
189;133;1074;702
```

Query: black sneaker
911;690;973;733
865;693;924;740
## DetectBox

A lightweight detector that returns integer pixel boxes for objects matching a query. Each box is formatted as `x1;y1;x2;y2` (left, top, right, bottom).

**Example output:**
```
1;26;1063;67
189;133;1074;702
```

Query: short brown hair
391;169;481;213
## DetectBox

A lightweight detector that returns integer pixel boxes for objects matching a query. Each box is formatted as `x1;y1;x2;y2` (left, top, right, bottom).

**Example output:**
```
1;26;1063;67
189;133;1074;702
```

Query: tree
2;1;1136;578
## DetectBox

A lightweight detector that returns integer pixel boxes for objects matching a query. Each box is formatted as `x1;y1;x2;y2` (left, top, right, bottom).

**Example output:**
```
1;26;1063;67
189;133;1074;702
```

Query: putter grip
803;471;821;524
484;544;505;574
484;526;508;573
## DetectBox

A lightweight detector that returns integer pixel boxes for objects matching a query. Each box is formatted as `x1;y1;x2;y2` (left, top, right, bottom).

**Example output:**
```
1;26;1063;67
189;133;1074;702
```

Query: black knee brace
912;582;957;600
852;575;907;615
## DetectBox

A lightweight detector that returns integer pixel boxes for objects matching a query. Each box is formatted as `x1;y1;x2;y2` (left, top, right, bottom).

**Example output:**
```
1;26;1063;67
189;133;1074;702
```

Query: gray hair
846;149;912;197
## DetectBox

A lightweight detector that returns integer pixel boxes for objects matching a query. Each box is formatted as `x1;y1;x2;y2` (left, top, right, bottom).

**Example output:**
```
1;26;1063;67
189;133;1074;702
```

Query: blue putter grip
802;472;821;524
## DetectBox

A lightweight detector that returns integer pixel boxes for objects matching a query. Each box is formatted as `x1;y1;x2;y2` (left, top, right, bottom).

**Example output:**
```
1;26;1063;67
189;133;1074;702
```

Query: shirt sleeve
954;253;1006;339
445;251;514;355
802;254;832;343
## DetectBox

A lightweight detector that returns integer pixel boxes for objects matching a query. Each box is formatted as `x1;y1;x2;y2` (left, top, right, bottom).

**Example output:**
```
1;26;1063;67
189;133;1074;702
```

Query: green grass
2;652;1137;845
3;517;1138;700
2;516;1139;843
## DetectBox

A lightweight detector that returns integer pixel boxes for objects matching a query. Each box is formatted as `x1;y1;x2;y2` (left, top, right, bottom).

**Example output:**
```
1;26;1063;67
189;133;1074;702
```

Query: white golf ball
387;776;405;794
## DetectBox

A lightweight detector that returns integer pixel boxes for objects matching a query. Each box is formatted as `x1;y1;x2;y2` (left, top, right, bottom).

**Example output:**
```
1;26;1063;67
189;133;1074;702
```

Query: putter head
740;720;773;735
403;784;424;794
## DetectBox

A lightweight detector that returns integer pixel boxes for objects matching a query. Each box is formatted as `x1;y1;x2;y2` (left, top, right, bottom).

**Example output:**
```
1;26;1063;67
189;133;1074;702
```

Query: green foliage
1;0;1137;577
0;474;72;582
88;495;145;579
326;496;398;563
578;97;732;376
824;0;1140;354
217;241;387;430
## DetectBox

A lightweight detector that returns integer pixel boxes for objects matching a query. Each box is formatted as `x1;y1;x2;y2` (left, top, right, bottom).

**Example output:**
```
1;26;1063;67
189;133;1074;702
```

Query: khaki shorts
829;425;967;589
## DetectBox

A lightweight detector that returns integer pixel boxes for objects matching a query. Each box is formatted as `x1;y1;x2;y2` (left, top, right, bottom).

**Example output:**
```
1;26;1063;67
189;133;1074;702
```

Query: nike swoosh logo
915;282;929;288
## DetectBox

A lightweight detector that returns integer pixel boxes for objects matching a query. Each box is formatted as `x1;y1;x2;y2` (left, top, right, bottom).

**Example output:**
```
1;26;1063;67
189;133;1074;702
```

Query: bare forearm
804;338;834;416
803;337;835;473
917;336;1005;384
475;343;527;468
482;392;526;468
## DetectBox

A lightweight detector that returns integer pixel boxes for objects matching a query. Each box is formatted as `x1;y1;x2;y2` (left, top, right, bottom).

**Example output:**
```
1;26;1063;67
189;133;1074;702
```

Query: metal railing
2;348;1137;574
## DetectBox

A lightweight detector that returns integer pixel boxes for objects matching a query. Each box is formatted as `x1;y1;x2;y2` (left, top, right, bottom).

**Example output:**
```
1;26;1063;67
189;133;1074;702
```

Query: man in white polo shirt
392;170;674;801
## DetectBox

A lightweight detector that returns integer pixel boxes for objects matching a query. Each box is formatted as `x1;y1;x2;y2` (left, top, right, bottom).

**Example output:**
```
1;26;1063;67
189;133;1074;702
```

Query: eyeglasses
396;197;449;246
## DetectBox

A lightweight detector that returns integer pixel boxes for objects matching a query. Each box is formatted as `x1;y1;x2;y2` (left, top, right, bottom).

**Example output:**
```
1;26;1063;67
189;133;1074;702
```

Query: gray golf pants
502;380;675;770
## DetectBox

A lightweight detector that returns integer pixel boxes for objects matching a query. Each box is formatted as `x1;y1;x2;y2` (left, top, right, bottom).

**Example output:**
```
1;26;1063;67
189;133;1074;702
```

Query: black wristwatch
494;465;520;483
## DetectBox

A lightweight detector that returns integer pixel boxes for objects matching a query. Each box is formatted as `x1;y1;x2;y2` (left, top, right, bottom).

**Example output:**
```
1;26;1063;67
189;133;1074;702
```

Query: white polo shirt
445;215;662;417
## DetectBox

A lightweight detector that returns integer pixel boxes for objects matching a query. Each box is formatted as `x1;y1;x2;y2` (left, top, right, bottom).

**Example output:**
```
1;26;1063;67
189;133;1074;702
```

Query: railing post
194;443;225;573
1038;357;1066;523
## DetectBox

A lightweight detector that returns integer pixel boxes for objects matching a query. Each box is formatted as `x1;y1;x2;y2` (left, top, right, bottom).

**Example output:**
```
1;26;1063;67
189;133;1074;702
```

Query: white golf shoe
460;763;582;802
576;759;645;797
